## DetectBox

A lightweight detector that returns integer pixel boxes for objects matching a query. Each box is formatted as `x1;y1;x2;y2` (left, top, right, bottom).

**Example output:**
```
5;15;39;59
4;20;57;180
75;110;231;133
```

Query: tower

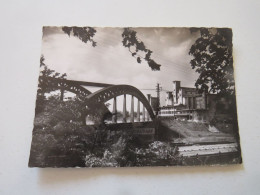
173;81;181;104
166;91;173;106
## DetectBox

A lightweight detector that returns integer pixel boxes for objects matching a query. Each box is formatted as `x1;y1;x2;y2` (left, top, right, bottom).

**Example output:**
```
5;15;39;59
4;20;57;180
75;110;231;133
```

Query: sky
41;27;200;107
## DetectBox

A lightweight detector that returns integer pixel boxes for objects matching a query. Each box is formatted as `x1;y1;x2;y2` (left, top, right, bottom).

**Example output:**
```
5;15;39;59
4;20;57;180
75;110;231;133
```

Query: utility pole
156;83;161;115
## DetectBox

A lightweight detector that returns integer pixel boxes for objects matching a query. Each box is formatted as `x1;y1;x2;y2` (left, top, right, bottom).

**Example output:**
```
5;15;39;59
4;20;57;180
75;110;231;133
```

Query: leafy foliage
38;55;67;97
34;95;85;129
189;28;234;95
135;141;177;161
61;27;161;71
36;56;67;113
122;28;161;71
85;150;118;167
62;26;97;47
30;95;92;167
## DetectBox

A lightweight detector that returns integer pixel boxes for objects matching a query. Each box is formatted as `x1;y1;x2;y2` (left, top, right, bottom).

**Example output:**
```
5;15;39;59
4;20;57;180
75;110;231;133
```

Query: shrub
85;150;119;167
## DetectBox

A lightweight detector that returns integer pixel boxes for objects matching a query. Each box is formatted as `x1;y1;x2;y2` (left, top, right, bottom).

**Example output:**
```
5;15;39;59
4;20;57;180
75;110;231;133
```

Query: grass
159;118;236;144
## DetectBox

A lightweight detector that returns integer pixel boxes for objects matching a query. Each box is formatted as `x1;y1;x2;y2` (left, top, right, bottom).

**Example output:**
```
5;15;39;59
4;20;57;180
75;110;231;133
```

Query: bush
85;150;119;167
84;134;178;167
134;141;178;166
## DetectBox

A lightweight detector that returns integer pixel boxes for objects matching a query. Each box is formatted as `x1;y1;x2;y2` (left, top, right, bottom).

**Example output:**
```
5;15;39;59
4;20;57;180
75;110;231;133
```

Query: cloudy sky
41;27;200;106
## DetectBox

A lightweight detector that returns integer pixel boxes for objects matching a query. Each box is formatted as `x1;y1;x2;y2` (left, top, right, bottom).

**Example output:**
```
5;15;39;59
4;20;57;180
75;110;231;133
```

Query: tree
61;26;161;71
189;28;240;136
62;26;97;47
189;28;234;96
122;28;161;71
36;56;67;113
38;55;67;98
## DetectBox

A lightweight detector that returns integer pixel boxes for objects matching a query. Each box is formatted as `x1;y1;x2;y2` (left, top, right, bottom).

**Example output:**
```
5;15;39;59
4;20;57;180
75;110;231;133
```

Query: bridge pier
137;100;140;122
147;94;151;121
142;104;146;121
60;88;64;101
123;94;127;123
112;97;117;123
130;95;134;123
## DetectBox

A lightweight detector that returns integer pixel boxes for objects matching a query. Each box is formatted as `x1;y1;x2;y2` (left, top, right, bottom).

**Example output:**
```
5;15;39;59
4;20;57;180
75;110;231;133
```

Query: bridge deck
41;76;114;87
104;121;155;131
66;80;114;87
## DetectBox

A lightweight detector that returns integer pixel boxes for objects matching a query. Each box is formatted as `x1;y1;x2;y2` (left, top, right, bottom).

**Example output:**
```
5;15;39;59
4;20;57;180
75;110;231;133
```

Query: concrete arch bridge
39;76;156;128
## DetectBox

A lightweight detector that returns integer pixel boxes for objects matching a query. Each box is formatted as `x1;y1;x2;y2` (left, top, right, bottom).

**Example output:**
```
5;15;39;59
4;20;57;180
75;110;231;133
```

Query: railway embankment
159;118;236;144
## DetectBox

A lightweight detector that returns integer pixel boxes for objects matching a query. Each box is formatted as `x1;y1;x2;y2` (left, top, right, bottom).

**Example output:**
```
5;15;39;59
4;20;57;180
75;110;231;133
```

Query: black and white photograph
28;27;242;167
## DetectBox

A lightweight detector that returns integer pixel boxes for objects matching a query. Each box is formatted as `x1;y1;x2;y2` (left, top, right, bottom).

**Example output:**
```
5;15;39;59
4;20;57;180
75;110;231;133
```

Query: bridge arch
40;77;154;124
39;76;112;125
39;76;92;99
84;85;155;120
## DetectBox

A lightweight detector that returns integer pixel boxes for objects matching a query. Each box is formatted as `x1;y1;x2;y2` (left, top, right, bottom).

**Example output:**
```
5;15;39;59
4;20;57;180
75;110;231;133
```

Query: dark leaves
145;50;152;61
92;41;97;47
62;27;161;71
62;27;72;36
148;59;161;71
189;28;234;95
122;28;161;71
38;55;67;98
190;27;200;34
40;55;45;67
62;26;97;47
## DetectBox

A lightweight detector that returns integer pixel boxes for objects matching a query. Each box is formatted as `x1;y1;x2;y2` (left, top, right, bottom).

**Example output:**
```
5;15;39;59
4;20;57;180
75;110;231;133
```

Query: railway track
177;143;238;157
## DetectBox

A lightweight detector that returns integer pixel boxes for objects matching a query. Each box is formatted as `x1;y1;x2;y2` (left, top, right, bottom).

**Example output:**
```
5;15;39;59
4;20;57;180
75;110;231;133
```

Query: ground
159;118;236;144
29;115;242;167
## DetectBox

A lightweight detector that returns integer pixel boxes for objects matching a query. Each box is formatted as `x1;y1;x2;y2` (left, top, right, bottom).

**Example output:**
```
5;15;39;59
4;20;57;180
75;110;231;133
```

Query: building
159;81;213;121
165;81;207;108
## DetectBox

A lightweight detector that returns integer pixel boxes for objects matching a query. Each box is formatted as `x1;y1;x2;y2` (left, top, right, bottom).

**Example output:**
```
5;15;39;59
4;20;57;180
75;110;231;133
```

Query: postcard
29;27;242;167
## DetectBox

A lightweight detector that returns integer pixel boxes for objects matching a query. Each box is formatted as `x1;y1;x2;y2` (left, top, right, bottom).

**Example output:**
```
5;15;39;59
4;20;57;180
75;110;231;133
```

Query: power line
140;88;171;91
